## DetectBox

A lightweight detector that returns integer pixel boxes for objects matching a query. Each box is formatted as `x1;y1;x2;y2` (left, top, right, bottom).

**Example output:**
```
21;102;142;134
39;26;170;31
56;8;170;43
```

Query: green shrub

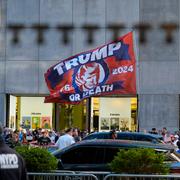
109;148;170;174
15;145;58;172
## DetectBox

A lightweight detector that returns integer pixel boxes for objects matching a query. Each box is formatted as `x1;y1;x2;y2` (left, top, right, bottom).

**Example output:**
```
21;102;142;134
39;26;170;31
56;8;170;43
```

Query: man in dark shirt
0;123;28;180
37;130;51;145
149;127;158;134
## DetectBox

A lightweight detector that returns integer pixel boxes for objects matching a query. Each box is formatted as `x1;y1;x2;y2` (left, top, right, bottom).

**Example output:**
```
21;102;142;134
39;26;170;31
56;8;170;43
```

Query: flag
44;32;136;104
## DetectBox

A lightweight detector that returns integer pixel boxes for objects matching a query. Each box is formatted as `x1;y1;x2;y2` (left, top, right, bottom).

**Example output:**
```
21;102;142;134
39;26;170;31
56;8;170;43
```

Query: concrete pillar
138;94;179;133
0;93;6;126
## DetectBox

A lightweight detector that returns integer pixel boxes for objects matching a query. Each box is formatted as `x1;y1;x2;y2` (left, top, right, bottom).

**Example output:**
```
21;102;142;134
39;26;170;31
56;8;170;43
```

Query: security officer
0;123;28;180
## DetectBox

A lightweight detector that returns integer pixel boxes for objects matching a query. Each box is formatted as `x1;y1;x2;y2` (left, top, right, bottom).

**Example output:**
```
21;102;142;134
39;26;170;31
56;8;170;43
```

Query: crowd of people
148;127;180;146
1;126;88;149
1;124;180;180
147;127;180;153
2;125;180;152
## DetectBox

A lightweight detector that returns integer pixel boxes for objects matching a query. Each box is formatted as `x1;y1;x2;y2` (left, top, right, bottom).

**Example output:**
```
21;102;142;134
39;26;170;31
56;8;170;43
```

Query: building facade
0;0;179;132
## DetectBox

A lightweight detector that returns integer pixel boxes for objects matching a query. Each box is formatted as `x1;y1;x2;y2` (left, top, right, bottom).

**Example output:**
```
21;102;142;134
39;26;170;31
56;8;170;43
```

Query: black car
52;139;179;171
82;132;164;144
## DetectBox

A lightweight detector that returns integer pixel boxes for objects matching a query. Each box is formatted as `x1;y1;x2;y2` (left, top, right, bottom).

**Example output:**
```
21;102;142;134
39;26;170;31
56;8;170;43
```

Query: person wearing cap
172;134;179;146
0;123;28;180
37;129;51;145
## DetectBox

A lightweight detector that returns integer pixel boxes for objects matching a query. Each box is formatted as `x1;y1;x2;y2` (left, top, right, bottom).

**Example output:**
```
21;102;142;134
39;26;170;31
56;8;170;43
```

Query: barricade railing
28;172;180;180
103;173;180;180
53;170;76;174
28;172;98;180
76;171;110;180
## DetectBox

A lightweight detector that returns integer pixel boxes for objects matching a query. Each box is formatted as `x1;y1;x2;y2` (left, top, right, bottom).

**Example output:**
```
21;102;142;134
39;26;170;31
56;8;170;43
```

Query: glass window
9;96;53;130
91;97;137;132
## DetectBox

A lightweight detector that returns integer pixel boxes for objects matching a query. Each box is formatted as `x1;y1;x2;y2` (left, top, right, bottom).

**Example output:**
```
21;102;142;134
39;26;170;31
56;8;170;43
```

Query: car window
156;151;180;163
135;135;152;142
104;147;120;163
83;134;96;140
83;133;110;140
61;146;105;164
165;153;179;162
156;137;164;143
118;134;134;140
97;133;109;139
158;137;164;141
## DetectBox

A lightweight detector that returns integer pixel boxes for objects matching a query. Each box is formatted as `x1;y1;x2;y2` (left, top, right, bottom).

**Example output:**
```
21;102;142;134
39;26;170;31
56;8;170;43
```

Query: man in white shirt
55;128;75;150
173;134;179;146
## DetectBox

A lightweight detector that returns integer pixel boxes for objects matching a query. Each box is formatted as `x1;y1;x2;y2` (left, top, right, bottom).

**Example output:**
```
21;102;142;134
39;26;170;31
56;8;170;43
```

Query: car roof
85;131;163;138
52;139;174;156
77;139;171;149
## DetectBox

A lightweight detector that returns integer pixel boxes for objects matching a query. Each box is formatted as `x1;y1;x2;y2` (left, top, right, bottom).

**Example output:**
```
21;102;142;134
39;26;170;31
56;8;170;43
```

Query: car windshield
155;138;164;143
155;149;180;163
147;148;180;164
167;151;180;162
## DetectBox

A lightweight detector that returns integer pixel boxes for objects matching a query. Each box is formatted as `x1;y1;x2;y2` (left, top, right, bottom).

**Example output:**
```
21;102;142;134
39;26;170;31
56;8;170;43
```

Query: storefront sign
44;32;136;103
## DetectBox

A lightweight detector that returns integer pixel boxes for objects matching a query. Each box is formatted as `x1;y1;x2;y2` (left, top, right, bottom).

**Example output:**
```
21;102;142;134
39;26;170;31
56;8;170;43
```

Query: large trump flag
44;32;136;104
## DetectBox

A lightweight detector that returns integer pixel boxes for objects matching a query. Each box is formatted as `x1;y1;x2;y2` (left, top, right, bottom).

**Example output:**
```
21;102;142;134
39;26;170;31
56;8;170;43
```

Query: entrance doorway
56;100;87;131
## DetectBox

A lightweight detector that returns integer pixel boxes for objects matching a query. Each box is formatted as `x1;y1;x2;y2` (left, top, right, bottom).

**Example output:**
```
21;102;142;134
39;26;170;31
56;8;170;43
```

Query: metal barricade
103;174;180;180
28;172;180;180
28;172;98;180
52;170;76;174
76;171;110;180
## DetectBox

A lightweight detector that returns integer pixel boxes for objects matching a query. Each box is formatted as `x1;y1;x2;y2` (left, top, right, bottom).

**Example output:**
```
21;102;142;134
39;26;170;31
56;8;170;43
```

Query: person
49;131;56;143
149;128;158;134
32;128;39;141
110;129;117;139
37;129;51;145
55;128;75;150
0;123;28;180
161;127;168;141
73;128;81;142
26;130;33;143
173;134;179;146
18;128;23;143
54;131;61;143
176;141;180;153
